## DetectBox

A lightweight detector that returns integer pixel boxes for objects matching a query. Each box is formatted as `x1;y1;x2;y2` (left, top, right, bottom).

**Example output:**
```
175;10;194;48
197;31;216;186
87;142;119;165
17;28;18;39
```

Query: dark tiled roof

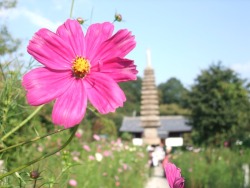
120;117;143;133
120;116;192;136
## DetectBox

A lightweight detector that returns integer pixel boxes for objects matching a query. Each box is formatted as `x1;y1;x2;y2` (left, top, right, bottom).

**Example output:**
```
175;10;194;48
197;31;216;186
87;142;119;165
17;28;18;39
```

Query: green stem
70;0;75;18
0;128;67;153
0;125;79;180
33;179;37;188
1;105;44;142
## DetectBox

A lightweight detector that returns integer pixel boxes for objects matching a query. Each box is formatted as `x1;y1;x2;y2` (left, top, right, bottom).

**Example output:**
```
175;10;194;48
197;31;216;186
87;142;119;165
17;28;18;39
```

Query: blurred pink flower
22;19;137;128
123;164;128;170
88;155;95;160
83;145;91;152
163;162;185;188
103;150;111;157
37;146;43;152
115;181;120;187
75;132;82;139
69;179;77;187
73;156;79;162
93;134;100;141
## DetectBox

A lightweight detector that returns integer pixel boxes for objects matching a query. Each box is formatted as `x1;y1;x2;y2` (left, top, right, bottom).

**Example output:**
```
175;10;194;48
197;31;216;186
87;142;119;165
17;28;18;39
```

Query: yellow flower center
72;56;90;78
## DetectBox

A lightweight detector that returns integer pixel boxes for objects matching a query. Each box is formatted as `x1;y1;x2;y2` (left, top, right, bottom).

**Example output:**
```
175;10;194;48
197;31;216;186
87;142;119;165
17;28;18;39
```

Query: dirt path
145;165;170;188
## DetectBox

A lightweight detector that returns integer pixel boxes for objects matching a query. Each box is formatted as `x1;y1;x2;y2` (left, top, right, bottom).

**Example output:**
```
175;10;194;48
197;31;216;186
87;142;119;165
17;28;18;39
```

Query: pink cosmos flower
69;179;77;187
103;150;111;157
164;162;185;188
93;134;101;141
22;19;137;128
83;144;91;152
115;181;120;187
75;132;82;139
123;163;128;170
88;155;95;160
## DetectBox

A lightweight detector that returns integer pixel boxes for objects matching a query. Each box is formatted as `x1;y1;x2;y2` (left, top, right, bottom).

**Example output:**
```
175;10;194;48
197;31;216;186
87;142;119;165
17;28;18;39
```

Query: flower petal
91;29;136;64
92;57;138;82
85;22;114;64
84;73;126;114
164;162;181;188
56;19;85;56
22;67;73;105
52;79;87;128
174;177;185;188
27;28;75;70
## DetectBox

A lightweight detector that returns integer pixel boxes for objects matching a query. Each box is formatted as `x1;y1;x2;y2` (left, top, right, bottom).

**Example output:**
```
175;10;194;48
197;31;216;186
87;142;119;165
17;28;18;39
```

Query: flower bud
77;17;85;24
114;13;122;22
30;170;40;179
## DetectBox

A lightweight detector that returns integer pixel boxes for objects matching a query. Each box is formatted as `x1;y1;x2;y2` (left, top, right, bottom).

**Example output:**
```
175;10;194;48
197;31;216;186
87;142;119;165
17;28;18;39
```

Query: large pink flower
164;162;185;188
22;19;137;128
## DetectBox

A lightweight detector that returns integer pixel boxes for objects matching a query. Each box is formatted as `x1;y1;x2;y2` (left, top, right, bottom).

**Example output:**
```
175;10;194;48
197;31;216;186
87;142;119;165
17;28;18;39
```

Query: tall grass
172;148;250;188
1;131;149;187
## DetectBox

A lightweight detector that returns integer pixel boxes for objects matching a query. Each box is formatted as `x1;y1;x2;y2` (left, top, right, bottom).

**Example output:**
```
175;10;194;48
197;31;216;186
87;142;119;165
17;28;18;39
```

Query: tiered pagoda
119;49;192;145
140;49;161;145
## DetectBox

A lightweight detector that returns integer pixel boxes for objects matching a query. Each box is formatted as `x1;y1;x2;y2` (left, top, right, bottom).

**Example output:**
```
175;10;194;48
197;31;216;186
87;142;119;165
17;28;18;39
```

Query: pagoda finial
146;48;152;68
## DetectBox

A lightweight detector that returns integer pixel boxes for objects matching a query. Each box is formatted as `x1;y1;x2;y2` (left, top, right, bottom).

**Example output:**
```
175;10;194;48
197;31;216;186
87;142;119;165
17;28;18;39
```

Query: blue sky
1;0;250;87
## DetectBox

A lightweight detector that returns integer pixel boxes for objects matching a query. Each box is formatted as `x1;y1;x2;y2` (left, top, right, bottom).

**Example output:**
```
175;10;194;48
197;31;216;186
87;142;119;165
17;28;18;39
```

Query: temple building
119;49;191;145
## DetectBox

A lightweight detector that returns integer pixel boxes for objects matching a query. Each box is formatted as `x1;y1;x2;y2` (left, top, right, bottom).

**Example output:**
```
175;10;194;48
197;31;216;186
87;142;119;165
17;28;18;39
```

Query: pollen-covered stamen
72;56;90;78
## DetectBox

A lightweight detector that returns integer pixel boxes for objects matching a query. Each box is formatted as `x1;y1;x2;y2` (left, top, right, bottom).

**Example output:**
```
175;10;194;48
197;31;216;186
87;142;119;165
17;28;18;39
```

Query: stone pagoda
140;49;161;145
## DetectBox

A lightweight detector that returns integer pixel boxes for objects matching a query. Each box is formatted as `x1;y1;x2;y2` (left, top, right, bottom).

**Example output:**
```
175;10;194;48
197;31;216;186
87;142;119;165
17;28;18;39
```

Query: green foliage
118;77;142;116
159;104;190;115
172;148;249;188
187;62;250;146
0;0;17;9
158;77;188;107
1;132;149;187
92;117;117;138
121;132;133;141
0;61;26;136
0;26;20;56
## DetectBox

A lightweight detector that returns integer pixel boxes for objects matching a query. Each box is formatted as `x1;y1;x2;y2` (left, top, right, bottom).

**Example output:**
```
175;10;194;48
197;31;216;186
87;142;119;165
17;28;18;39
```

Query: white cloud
21;9;61;30
230;62;250;74
230;62;250;80
0;7;61;31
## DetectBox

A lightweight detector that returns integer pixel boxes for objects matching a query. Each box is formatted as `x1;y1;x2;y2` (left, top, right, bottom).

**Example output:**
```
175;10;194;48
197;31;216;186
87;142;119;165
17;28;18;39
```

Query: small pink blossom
93;134;100;141
73;156;79;162
37;146;43;152
103;150;111;157
83;145;91;152
164;162;184;188
115;181;120;187
88;155;95;160
22;19;137;128
75;132;82;139
116;138;121;144
69;179;77;187
123;164;128;170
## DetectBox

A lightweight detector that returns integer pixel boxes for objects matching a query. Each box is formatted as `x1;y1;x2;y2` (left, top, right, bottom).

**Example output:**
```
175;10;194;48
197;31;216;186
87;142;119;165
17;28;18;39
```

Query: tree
187;62;250;146
0;0;20;56
118;76;142;115
158;77;188;107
